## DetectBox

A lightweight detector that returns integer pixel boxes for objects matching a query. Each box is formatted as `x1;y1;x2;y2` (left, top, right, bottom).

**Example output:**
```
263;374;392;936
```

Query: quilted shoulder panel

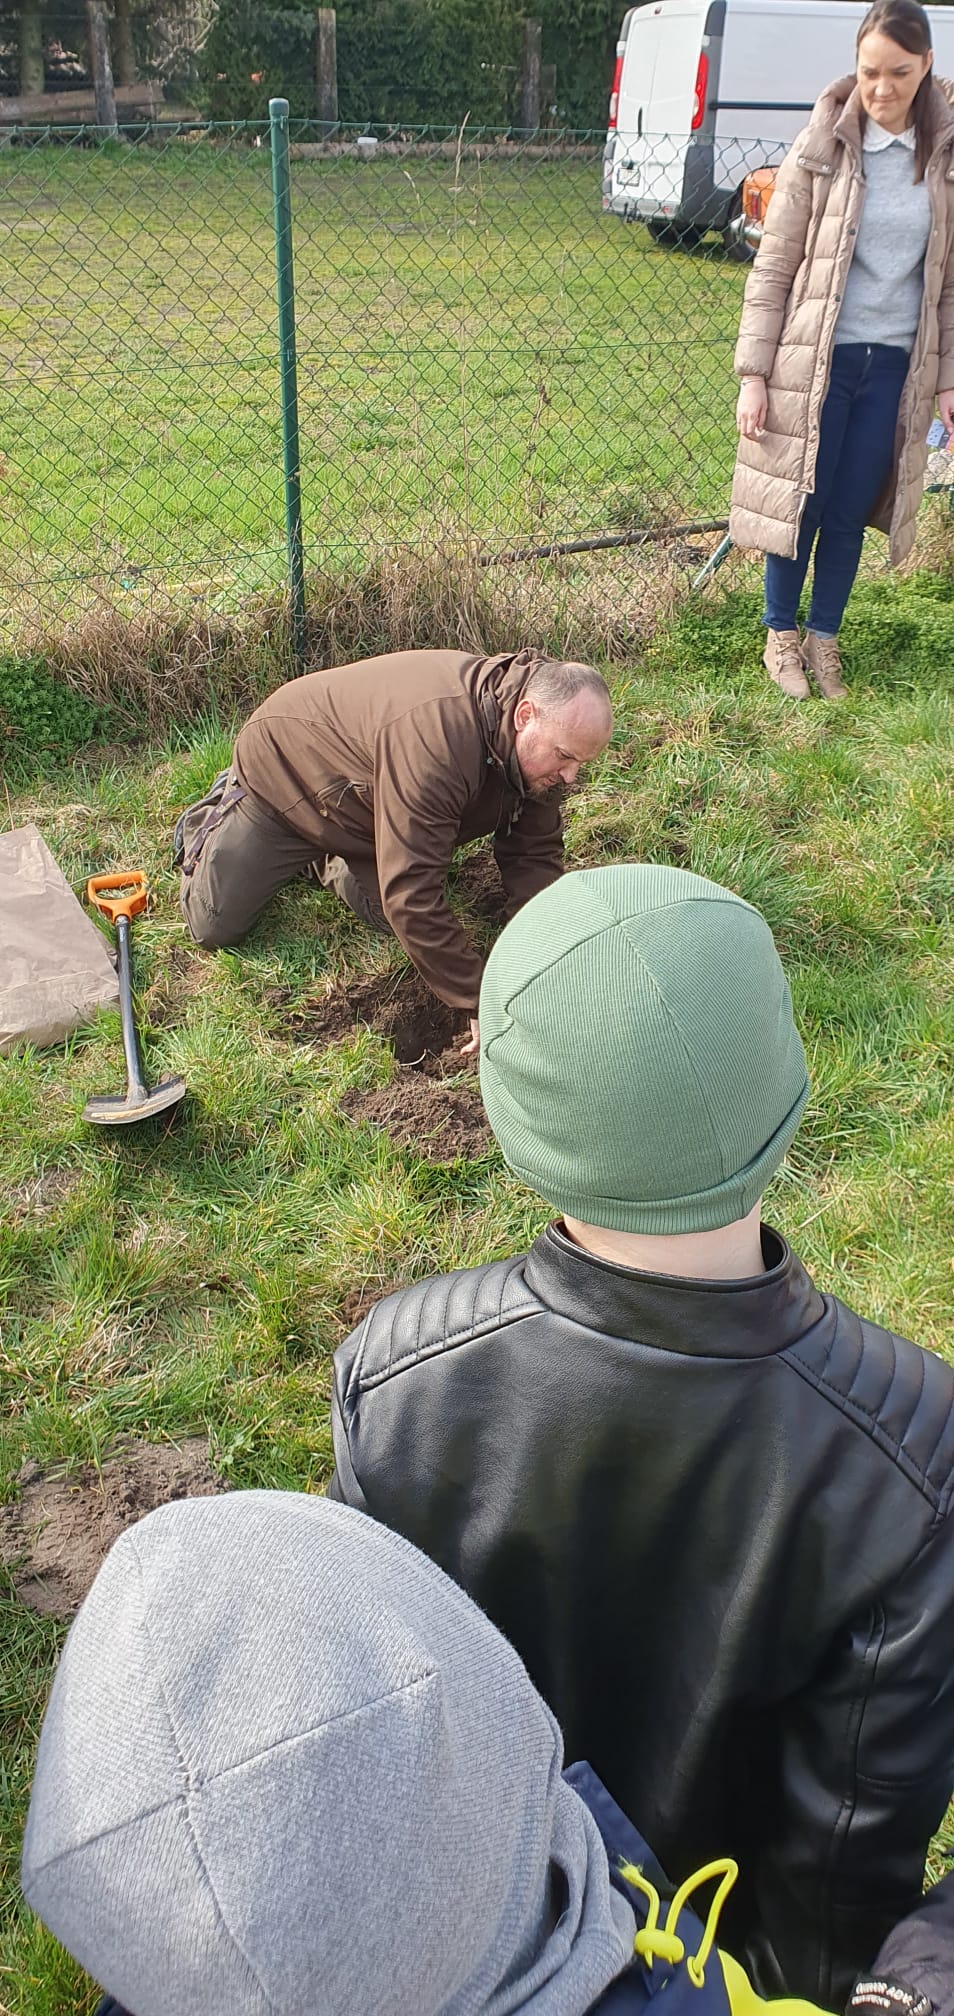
339;1257;538;1404
786;1302;954;1515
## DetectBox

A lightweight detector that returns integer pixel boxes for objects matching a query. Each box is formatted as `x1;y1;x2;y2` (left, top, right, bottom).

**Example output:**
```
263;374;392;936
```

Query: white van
602;0;954;252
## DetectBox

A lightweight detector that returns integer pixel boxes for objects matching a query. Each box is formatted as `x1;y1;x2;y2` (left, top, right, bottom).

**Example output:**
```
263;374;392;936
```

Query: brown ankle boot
763;629;810;700
802;631;847;699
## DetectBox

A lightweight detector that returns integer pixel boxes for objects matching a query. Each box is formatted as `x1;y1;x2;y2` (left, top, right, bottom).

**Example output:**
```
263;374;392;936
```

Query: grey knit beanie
22;1492;635;2016
479;863;809;1234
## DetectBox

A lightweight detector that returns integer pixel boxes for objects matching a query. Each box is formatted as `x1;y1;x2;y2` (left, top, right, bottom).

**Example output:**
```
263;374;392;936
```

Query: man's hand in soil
460;1017;480;1058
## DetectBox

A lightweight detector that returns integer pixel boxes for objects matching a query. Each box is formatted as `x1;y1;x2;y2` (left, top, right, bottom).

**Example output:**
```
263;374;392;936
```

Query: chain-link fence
0;115;779;639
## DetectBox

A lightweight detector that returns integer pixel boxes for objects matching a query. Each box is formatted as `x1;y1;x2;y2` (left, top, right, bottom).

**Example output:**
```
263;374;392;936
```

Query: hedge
198;0;620;130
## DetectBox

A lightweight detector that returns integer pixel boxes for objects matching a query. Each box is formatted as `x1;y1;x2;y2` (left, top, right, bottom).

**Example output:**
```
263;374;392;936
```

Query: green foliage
335;0;521;127
200;0;318;123
0;659;111;776
648;568;954;694
198;0;618;127
535;0;619;130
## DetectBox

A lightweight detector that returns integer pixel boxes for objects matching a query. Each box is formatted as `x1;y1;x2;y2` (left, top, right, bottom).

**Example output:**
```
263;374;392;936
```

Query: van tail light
608;51;624;129
692;51;709;130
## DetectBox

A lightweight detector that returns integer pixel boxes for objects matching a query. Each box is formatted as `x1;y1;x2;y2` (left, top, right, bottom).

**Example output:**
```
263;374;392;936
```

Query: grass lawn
0;135;745;629
2;571;954;2008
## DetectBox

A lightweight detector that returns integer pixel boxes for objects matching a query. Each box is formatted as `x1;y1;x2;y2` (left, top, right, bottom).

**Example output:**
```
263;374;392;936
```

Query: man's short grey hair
524;657;613;721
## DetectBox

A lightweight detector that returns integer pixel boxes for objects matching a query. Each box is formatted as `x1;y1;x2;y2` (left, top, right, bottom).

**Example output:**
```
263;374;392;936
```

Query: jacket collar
928;71;954;155
863;117;915;151
522;1221;826;1358
468;649;543;799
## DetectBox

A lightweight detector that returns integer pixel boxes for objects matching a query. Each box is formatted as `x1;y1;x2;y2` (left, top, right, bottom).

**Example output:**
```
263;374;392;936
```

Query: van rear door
606;5;661;215
650;0;708;139
613;0;708;223
642;0;710;217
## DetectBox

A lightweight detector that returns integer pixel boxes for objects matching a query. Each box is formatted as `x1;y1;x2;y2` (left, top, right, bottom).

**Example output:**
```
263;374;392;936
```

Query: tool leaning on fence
82;874;186;1127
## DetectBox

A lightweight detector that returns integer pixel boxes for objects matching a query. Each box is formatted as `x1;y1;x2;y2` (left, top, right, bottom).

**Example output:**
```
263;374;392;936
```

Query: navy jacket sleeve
855;1868;954;2016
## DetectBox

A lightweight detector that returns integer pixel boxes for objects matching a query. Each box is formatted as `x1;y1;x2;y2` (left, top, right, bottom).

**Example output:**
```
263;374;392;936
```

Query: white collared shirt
863;120;916;152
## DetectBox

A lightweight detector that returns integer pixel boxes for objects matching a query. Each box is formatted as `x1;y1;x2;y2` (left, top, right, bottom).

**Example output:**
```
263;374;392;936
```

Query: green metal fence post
269;97;306;662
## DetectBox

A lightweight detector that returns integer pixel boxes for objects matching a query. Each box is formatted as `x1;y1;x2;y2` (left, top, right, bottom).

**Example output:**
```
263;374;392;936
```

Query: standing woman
730;0;954;698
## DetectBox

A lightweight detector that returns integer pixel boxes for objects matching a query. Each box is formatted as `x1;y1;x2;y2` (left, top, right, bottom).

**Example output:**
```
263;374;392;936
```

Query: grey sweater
835;128;931;352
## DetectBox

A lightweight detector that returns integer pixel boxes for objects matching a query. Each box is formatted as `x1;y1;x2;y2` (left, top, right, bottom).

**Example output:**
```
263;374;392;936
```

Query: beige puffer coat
730;75;954;562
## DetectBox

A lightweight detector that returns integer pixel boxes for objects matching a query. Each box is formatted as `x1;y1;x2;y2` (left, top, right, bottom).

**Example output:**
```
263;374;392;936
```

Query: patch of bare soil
145;939;209;1025
9;1166;82;1225
451;849;507;920
340;1075;493;1162
337;1280;400;1332
0;1437;223;1619
287;939;495;1159
289;966;468;1074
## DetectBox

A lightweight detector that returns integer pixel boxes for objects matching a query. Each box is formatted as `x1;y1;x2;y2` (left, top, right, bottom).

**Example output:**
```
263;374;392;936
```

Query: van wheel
646;219;702;250
722;197;755;263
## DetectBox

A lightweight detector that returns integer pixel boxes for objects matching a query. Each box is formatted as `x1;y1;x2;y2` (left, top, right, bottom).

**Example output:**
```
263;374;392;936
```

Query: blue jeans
763;343;909;637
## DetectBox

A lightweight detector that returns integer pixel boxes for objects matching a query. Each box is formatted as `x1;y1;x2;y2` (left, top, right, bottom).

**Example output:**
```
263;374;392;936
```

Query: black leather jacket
329;1224;954;2010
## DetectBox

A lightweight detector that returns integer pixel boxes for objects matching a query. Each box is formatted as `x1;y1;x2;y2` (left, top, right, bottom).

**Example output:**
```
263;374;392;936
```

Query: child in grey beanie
21;1493;954;2016
22;1492;638;2016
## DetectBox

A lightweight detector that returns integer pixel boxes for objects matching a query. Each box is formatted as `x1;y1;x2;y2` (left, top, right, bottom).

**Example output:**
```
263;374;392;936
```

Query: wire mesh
0;118;784;635
0;121;286;631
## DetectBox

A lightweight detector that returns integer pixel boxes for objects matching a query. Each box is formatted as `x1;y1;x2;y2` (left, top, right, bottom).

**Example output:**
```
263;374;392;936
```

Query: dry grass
29;496;954;742
29;535;705;735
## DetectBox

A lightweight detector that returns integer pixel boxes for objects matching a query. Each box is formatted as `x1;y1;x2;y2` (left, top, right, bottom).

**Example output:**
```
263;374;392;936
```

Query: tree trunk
18;1;45;97
315;9;338;126
520;18;542;133
113;0;138;88
86;1;119;137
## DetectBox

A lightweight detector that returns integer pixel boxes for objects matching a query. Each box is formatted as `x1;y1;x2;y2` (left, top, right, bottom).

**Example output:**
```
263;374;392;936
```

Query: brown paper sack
0;825;120;1054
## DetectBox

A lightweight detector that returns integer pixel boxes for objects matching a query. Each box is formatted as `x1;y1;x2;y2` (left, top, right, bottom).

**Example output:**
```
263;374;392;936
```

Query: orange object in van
740;167;777;249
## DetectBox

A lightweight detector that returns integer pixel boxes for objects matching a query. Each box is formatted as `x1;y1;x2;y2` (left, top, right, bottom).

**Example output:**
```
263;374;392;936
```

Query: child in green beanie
329;862;954;2011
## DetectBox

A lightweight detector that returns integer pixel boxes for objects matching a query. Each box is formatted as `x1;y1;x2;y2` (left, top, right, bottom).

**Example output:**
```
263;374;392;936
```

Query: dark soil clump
1;1437;223;1619
451;849;507;920
337;1280;400;1332
340;1076;493;1162
290;966;467;1073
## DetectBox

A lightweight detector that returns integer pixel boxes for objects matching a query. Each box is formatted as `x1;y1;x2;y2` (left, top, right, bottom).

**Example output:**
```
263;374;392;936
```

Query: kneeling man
176;647;612;1050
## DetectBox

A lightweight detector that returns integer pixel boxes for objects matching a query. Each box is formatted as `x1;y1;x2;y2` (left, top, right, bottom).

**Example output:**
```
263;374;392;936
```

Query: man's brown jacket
234;648;564;1012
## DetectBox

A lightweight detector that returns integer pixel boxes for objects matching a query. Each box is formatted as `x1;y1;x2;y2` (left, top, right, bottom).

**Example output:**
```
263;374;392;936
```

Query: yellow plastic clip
620;1856;739;1988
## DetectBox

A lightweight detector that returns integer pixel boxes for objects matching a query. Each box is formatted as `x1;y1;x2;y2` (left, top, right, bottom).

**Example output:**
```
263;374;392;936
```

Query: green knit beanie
479;863;809;1234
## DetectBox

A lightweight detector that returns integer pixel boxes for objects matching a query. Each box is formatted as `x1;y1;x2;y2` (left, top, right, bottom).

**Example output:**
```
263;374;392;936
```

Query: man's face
513;693;612;800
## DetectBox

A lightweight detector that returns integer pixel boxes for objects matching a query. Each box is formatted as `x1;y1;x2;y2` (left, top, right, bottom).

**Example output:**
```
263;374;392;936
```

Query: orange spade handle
86;871;149;924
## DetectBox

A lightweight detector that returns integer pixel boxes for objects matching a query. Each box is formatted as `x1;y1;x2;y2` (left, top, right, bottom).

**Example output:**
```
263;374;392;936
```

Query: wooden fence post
520;18;542;133
18;1;45;97
316;9;338;126
113;0;138;88
86;0;119;136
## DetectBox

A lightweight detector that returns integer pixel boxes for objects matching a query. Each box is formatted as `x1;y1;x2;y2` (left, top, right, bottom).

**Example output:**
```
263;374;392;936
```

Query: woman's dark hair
857;0;935;179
